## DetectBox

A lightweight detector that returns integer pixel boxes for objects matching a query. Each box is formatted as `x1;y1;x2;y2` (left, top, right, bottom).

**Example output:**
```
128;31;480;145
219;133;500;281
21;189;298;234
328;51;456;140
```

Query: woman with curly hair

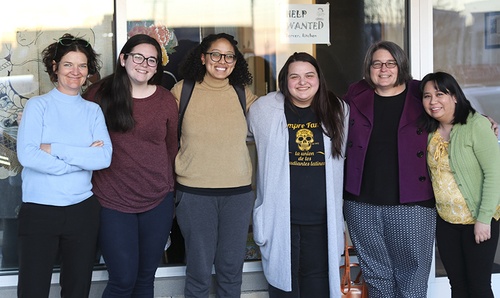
170;33;257;298
16;33;111;297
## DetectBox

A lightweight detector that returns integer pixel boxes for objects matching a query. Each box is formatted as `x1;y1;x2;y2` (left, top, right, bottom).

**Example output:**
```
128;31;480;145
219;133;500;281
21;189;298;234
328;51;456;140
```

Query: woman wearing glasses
170;33;257;298
16;33;112;297
83;34;178;296
342;41;436;298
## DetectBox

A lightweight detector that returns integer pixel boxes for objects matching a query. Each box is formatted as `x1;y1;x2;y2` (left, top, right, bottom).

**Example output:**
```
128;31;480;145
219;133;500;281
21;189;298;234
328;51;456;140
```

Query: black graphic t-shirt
285;103;327;225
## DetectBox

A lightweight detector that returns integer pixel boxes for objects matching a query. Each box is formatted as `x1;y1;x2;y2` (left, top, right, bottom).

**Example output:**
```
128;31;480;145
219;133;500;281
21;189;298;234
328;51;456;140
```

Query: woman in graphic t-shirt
248;52;348;298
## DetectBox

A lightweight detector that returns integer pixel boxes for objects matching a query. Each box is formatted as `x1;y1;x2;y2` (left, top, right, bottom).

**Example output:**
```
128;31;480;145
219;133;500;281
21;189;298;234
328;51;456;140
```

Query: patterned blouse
428;131;500;224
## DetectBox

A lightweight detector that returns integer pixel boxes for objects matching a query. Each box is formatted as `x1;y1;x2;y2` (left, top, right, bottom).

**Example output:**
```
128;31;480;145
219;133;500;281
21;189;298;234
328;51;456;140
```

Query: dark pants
100;192;174;298
17;196;100;298
268;223;329;298
175;190;254;298
436;215;499;298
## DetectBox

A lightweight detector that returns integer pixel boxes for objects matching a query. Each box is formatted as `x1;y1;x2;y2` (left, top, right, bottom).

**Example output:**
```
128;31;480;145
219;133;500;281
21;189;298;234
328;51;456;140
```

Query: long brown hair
278;52;346;158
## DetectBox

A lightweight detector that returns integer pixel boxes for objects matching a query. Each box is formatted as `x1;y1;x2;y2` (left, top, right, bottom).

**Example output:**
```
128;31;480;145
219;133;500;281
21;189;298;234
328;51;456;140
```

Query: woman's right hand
474;221;491;244
90;140;104;147
40;143;51;154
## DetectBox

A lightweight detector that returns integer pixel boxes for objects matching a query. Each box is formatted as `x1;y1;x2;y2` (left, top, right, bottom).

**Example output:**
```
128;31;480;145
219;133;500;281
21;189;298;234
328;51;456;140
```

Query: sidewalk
162;291;269;298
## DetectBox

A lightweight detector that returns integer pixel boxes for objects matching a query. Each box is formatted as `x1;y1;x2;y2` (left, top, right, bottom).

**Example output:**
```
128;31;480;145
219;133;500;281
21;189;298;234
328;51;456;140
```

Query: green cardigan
428;112;500;224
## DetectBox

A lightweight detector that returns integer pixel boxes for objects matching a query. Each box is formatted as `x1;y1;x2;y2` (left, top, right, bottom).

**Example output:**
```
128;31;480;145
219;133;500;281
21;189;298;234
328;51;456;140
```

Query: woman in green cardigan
421;71;500;298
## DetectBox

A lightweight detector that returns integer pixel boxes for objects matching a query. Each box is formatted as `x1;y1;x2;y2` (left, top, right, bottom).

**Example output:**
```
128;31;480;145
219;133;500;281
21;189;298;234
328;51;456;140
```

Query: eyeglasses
125;53;158;67
205;52;236;64
371;60;397;69
58;37;90;47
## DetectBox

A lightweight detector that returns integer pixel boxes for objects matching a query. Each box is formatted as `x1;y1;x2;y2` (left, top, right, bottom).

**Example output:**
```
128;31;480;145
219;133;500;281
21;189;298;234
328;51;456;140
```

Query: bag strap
341;233;352;294
178;79;196;141
341;233;365;295
178;79;246;141
233;84;246;116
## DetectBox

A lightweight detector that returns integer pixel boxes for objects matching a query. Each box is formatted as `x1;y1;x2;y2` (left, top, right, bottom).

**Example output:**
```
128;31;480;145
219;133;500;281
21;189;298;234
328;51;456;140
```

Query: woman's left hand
474;221;491;244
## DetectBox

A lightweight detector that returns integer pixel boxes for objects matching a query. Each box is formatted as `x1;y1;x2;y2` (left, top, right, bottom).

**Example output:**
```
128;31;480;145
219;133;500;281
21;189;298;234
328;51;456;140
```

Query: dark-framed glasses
125;53;158;67
371;60;397;69
205;52;236;64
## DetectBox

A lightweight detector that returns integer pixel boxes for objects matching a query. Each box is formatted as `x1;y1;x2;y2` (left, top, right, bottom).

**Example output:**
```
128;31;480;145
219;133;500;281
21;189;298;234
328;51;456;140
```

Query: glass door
315;0;407;97
428;0;500;296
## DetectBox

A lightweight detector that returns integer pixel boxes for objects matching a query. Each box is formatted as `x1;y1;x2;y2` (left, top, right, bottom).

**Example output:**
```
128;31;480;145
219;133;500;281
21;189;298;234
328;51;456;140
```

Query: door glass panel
433;0;500;277
316;0;407;96
0;1;114;272
0;0;408;274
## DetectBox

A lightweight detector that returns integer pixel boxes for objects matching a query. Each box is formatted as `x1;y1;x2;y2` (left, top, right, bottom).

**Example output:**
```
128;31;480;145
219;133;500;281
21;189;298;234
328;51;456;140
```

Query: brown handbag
340;233;368;298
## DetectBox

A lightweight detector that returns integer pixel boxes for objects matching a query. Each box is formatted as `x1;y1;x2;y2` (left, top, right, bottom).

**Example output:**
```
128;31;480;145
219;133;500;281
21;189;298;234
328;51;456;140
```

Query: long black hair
420;71;475;133
278;52;346;158
179;33;252;86
92;34;163;132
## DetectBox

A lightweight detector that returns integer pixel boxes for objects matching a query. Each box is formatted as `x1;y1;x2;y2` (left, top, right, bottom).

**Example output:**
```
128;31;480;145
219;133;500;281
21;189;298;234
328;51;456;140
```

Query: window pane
0;1;114;272
0;0;409;274
316;0;407;96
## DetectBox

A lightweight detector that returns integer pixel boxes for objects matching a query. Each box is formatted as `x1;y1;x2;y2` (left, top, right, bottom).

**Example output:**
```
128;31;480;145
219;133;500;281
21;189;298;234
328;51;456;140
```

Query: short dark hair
179;33;252;86
362;40;412;88
42;33;101;83
420;71;475;133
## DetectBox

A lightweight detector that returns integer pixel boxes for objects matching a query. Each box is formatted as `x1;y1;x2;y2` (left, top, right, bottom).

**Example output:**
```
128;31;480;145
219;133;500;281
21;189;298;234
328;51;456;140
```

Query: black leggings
436;216;499;298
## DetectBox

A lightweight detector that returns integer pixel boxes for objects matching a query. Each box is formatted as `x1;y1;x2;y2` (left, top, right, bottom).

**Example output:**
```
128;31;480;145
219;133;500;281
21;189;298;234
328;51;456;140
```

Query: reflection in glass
433;0;500;277
0;128;22;270
0;1;113;272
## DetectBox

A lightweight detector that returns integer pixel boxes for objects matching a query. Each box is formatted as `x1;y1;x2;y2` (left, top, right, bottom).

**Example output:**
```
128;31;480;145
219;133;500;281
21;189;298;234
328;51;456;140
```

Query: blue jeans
100;192;174;297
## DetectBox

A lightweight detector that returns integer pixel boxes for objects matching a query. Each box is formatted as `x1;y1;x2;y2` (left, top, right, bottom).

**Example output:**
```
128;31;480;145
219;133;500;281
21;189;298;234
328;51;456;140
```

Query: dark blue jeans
268;223;329;298
100;192;174;297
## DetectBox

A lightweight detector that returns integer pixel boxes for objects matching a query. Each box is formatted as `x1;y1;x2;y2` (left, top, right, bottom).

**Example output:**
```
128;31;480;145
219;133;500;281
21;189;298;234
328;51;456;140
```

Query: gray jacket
247;91;349;297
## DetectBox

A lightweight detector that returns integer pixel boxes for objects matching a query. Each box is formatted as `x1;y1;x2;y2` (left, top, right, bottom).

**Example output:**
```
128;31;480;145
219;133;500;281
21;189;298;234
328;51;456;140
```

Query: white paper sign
280;4;330;45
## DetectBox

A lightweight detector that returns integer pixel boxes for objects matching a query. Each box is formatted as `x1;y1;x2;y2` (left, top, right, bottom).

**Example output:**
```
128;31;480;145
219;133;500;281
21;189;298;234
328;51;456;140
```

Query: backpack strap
178;80;246;140
178;79;195;140
233;84;246;116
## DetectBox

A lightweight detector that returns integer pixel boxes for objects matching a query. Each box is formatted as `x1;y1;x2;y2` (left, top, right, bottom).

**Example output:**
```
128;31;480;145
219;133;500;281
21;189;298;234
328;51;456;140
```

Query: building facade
0;0;499;296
